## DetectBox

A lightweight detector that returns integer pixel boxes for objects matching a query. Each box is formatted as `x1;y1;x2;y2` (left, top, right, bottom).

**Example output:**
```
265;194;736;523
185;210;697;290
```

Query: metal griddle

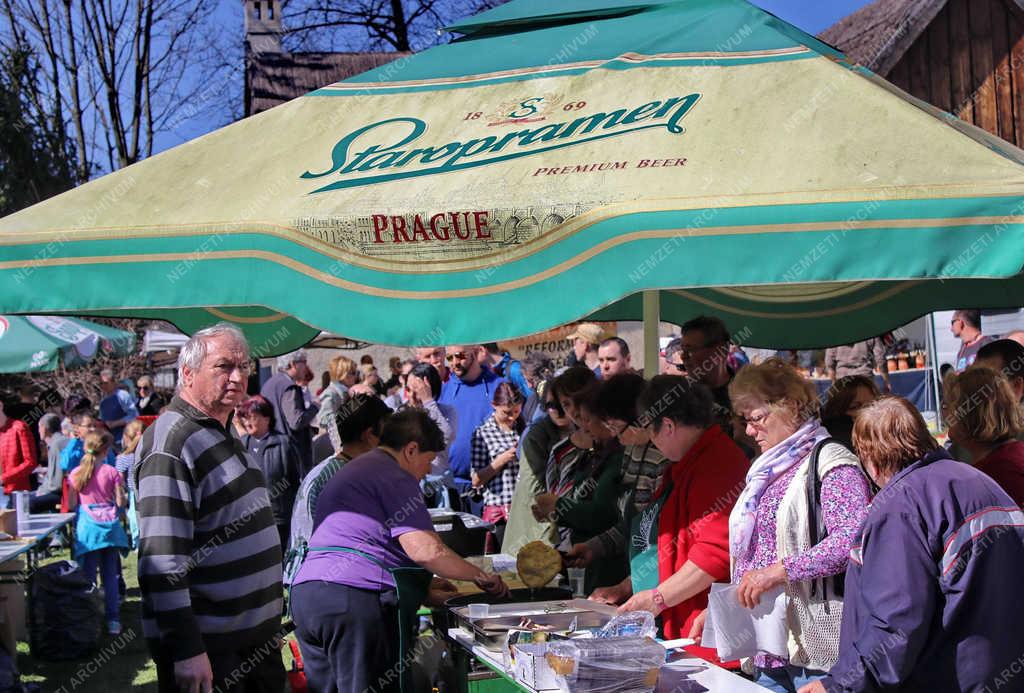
449;598;619;651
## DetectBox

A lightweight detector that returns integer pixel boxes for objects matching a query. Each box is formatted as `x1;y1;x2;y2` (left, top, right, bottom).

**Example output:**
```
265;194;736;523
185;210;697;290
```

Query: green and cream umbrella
2;0;1023;356
0;315;135;373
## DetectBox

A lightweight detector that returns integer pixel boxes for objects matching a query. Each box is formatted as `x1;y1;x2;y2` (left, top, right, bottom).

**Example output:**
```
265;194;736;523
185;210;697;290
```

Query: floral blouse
734;463;870;668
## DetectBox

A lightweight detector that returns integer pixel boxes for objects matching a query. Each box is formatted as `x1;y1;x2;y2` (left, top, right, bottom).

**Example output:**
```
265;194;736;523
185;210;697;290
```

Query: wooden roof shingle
246;51;409;115
817;0;946;75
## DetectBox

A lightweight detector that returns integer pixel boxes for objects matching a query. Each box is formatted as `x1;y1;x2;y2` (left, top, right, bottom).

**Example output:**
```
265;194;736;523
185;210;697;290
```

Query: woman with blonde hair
943;366;1024;505
801;396;1024;693
713;358;871;692
69;430;129;635
115;419;145;547
318;355;358;453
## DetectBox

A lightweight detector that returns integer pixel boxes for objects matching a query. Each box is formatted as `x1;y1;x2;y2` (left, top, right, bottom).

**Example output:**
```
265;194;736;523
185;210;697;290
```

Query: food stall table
446;626;770;692
0;512;76;656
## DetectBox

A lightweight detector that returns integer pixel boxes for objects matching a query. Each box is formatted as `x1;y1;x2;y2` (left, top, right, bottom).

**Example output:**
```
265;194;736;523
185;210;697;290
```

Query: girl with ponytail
69;430;129;635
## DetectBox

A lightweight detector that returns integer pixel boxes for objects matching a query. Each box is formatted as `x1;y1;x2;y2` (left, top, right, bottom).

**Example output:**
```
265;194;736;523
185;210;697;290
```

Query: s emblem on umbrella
0;317;7;341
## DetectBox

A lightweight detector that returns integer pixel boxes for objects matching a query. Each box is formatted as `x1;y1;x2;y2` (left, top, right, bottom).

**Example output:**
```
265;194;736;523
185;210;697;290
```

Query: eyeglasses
679;341;723;356
445;352;468;362
739;410;771;428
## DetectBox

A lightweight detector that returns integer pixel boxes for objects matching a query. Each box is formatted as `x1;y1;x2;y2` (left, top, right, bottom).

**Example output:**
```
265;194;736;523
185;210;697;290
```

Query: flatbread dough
517;541;563;588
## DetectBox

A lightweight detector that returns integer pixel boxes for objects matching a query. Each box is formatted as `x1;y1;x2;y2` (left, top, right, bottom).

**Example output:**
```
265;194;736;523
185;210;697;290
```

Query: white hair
275;349;307;372
99;368;115;381
177;323;249;385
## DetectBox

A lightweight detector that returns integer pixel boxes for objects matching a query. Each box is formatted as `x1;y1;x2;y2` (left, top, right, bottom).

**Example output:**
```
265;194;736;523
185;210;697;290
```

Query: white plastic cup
468;603;489;619
567;567;586;597
14;491;29;534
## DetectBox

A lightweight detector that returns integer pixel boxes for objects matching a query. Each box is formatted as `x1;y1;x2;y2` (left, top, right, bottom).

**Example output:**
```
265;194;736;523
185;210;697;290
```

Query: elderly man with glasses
438;345;505;514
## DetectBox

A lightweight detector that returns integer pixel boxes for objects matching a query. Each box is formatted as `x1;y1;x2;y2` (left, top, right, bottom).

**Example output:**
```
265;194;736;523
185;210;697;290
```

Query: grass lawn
15;548;294;692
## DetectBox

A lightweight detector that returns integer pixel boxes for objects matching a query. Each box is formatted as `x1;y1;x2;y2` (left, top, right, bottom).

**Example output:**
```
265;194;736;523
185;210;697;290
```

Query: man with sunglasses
951;309;993;372
439;345;505;513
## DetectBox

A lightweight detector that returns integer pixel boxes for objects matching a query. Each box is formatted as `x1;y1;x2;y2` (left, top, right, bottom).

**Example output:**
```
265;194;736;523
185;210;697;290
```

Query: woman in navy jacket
801;396;1024;693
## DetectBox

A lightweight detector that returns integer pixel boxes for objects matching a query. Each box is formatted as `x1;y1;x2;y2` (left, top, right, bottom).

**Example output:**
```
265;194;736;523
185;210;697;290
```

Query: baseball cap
567;323;603;346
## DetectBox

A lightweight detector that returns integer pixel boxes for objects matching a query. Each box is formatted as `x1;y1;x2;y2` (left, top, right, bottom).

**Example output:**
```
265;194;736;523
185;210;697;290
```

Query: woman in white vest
724;358;871;693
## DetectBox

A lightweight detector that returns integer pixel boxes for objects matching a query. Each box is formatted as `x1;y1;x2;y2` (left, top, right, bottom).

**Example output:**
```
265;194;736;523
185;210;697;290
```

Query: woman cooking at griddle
290;409;509;693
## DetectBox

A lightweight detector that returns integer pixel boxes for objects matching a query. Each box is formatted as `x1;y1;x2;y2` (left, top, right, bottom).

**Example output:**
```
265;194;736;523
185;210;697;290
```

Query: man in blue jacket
802;396;1024;693
439;345;504;515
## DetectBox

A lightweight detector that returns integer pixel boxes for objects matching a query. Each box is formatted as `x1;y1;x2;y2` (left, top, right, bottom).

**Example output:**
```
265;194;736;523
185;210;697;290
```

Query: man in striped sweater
135;323;284;693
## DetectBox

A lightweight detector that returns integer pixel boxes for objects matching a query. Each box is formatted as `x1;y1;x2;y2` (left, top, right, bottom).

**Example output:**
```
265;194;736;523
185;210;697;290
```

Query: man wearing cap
261;349;319;477
567;323;603;377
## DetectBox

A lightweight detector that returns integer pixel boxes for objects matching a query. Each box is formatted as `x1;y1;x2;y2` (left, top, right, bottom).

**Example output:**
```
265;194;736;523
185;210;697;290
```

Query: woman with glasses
711;358;871;693
135;375;165;415
567;373;671;603
501;376;572;555
532;376;625;593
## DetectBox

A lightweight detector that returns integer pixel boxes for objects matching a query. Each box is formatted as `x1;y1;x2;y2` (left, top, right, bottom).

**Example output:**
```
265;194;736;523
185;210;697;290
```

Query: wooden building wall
886;0;1024;148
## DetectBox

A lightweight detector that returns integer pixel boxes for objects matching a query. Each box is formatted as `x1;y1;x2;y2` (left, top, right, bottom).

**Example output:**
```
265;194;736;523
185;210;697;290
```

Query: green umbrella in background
2;0;1024;358
0;315;135;373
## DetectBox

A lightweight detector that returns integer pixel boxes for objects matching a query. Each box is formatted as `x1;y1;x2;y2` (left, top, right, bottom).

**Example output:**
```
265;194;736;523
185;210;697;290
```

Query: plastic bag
546;636;666;692
597;611;656;639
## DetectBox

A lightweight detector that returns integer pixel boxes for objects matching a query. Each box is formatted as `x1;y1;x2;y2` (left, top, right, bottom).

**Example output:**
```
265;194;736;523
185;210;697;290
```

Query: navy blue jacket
825;449;1024;692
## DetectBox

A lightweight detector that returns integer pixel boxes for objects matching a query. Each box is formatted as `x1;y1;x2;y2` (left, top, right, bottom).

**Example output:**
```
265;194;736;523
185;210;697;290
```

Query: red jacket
656;425;748;659
975;439;1024;507
0;418;37;493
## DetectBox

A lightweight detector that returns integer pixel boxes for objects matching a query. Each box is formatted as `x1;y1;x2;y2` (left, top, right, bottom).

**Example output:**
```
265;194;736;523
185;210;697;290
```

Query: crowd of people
2;310;1024;692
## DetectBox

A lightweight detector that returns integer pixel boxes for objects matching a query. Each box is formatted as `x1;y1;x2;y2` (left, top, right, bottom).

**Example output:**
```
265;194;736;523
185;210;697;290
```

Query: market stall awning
0;315;135;373
2;0;1024;349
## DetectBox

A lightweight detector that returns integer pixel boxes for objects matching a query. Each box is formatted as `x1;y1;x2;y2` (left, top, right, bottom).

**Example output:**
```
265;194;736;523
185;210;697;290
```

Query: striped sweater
134;396;283;661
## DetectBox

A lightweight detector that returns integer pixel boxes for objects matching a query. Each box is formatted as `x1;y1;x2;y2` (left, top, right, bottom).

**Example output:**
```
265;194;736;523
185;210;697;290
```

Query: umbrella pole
643;290;660;378
927;312;943;430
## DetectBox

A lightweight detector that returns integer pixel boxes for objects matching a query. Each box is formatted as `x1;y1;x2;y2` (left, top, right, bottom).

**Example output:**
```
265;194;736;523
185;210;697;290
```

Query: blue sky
155;0;873;154
750;0;872;34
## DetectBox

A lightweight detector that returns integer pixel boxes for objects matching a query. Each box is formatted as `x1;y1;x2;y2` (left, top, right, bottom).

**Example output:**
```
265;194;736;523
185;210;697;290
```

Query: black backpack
29;561;103;660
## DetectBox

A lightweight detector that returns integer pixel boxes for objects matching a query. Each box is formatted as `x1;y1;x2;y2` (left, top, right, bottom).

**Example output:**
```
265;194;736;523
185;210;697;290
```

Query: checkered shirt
470;415;520;508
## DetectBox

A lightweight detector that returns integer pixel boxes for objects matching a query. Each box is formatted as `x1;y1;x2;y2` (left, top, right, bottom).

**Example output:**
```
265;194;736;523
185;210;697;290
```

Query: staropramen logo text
302;93;702;193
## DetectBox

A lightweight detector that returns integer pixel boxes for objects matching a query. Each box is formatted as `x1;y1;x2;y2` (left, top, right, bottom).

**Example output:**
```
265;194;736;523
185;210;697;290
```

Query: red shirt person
946;366;1024;506
0;400;38;493
615;376;748;661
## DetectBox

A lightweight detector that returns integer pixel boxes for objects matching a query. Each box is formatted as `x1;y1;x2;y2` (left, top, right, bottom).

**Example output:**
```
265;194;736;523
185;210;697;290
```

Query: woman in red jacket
615;375;748;660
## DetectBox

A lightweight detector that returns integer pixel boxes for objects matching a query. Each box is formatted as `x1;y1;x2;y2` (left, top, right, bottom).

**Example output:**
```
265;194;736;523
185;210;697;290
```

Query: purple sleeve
382;474;433;538
783;465;871;582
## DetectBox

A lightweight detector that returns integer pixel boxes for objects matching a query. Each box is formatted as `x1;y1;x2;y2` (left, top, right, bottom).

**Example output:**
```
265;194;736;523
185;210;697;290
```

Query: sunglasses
544;401;561;411
446;352;468;362
669;361;686;372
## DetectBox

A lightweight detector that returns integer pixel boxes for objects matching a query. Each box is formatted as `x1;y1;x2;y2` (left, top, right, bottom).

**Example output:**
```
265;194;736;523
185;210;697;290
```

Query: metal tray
450;599;618;651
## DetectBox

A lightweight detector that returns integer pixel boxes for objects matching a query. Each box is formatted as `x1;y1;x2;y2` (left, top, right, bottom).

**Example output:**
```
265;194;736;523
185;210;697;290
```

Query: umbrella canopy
2;0;1024;349
0;315;135;373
